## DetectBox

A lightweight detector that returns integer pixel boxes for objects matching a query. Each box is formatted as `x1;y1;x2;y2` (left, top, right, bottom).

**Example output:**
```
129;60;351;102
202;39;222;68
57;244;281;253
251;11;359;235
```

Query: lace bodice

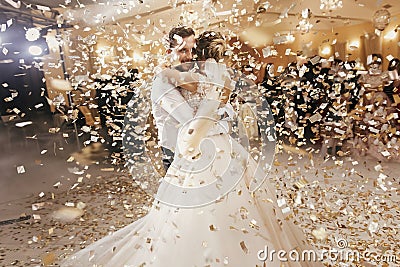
179;86;206;114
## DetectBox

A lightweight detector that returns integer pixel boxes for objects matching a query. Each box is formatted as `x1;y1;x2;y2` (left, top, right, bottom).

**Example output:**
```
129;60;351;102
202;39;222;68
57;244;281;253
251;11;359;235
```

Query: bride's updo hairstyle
195;31;226;62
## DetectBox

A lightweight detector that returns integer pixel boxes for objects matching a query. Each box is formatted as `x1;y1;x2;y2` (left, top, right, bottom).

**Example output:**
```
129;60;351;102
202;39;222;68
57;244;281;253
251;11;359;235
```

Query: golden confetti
239;241;249;254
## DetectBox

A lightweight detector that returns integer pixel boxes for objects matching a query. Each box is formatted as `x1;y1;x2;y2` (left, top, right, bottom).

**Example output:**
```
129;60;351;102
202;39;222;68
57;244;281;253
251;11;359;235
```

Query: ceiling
2;0;400;46
16;0;400;23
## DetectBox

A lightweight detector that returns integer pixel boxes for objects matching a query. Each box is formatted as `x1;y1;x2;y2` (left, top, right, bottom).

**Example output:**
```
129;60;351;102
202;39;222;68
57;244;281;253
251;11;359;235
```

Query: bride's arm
177;86;228;159
157;68;202;93
177;63;234;159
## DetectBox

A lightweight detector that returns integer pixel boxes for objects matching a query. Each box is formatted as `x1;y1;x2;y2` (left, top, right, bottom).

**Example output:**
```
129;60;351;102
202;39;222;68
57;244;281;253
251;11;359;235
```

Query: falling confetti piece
16;165;25;174
68;167;85;175
374;164;382;172
32;202;45;211
281;207;291;214
239;241;249;254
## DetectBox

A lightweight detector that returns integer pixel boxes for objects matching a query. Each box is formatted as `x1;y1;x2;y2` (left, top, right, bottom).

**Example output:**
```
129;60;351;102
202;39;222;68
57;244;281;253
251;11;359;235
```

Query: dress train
61;134;323;267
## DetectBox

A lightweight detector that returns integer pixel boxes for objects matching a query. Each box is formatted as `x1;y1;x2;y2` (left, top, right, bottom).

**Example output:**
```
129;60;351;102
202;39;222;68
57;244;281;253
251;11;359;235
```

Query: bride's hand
176;108;219;161
177;121;203;161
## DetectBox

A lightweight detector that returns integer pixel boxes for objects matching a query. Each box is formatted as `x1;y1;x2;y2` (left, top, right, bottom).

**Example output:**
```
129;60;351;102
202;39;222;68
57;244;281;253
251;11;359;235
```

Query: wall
42;14;400;83
254;14;400;72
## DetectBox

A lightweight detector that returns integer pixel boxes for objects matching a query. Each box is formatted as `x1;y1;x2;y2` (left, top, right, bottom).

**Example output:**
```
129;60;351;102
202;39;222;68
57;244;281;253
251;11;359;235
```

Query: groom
151;26;197;171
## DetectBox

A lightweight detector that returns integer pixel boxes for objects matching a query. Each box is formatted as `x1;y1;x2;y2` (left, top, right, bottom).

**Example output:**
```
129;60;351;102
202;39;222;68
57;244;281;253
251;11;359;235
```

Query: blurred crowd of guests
60;55;400;164
252;54;400;161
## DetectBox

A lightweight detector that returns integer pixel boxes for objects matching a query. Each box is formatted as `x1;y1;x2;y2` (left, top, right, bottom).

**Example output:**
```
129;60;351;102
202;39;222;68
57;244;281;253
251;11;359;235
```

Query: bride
60;31;323;267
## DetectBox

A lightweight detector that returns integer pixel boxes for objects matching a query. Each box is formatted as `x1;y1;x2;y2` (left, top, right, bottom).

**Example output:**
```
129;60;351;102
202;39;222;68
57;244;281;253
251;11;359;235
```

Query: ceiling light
133;52;143;61
28;45;43;56
320;45;331;56
25;28;41;42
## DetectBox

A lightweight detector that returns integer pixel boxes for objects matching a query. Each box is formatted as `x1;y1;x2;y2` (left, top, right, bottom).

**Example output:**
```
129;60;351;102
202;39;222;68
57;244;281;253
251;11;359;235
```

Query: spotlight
28;45;43;56
321;45;331;56
25;28;41;42
133;51;143;61
384;29;397;40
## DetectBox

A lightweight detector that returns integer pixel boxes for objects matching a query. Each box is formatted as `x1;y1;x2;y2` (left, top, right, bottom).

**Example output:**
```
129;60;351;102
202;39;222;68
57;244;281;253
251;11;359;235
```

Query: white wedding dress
61;62;323;267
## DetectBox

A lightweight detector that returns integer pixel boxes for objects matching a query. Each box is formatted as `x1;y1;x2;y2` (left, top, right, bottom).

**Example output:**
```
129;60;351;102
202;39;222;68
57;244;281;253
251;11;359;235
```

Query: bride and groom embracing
61;26;323;267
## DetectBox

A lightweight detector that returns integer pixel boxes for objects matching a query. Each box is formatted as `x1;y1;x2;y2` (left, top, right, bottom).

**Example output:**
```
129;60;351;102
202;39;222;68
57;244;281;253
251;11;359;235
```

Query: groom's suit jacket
151;71;195;151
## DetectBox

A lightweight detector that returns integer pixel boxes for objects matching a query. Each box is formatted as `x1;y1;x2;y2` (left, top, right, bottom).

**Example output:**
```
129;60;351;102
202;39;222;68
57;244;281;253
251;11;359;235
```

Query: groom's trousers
161;146;174;171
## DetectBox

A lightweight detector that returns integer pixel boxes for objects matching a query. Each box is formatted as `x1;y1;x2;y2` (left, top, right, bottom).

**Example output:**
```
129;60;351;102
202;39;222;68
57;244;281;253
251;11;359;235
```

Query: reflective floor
0;113;399;266
0;112;113;222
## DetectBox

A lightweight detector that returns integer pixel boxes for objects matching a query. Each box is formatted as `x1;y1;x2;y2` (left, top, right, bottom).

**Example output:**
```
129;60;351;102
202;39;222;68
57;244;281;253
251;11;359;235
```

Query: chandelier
373;9;391;31
320;0;343;11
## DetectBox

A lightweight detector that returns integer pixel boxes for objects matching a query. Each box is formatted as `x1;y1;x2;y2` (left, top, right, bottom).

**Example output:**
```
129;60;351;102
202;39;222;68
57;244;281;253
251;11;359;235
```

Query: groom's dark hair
168;26;195;48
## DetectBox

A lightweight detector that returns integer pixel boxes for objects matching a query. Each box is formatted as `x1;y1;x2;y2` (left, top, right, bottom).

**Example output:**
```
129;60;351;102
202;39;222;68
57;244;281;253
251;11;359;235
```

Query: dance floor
0;132;398;266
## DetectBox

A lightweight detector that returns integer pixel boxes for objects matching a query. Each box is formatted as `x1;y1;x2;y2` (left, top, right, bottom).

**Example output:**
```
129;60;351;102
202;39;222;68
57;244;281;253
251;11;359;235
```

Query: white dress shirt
151;68;232;152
